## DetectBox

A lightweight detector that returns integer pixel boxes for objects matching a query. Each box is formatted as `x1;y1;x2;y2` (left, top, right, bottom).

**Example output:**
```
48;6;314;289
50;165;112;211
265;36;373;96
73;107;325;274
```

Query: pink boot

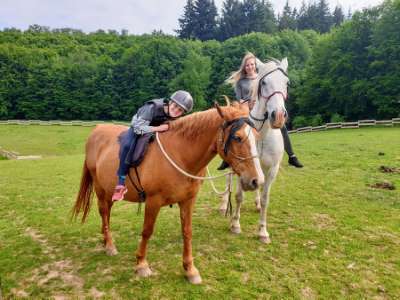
112;185;128;202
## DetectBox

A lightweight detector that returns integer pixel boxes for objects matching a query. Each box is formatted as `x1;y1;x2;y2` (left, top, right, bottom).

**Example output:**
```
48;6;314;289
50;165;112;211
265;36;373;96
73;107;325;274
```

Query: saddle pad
131;133;154;167
119;129;154;167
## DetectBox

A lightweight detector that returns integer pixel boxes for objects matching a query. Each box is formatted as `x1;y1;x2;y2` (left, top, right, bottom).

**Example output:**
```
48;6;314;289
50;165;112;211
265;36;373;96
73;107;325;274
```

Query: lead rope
206;170;234;217
156;133;233;180
225;174;233;217
206;169;232;195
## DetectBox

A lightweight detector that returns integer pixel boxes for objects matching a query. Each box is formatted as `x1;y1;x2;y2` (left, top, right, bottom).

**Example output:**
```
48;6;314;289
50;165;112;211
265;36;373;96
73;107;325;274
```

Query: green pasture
0;125;399;299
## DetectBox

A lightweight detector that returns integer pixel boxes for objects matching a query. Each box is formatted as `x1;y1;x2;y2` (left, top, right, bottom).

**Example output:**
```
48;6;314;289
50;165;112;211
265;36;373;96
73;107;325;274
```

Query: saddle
119;130;154;167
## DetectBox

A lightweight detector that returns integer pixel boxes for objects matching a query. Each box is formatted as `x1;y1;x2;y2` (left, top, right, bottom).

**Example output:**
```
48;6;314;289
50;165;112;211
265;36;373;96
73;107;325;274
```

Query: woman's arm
235;82;243;100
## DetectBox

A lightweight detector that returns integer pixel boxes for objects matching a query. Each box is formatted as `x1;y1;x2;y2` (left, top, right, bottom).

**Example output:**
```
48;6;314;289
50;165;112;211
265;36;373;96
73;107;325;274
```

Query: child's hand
153;124;169;132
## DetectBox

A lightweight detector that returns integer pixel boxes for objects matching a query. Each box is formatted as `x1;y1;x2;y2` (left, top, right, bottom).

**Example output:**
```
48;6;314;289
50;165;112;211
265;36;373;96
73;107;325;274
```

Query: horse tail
72;159;93;223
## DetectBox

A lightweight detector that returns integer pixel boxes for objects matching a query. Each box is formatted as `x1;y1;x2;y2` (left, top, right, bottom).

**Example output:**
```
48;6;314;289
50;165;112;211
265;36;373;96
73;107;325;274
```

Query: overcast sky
0;0;384;35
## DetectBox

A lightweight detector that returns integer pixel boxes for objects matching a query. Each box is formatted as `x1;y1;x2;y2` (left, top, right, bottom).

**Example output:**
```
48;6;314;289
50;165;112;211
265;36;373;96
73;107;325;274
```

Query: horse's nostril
271;111;276;120
251;178;258;189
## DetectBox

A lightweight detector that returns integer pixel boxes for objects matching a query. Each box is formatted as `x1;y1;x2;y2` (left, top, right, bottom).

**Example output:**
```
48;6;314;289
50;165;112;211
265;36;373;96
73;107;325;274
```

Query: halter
250;67;289;130
257;67;289;102
219;117;258;164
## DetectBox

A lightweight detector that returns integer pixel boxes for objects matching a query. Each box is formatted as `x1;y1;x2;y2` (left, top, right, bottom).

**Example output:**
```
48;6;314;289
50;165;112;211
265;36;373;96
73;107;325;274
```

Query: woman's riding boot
288;155;303;168
281;126;304;168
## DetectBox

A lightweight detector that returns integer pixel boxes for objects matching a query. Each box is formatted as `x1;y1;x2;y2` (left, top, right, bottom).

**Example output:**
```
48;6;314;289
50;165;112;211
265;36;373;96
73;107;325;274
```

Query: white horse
219;58;289;243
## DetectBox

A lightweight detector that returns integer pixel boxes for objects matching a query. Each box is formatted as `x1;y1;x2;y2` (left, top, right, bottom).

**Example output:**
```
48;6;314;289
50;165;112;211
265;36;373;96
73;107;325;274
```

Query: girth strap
128;168;146;202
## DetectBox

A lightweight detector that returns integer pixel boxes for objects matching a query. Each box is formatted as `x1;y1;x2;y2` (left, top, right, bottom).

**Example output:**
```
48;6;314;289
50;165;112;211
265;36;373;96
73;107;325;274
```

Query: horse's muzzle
240;177;259;191
271;110;287;129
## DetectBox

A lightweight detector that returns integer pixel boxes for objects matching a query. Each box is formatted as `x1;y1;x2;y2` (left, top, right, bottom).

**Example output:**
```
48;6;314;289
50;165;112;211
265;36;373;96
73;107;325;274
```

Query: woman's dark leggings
281;125;294;157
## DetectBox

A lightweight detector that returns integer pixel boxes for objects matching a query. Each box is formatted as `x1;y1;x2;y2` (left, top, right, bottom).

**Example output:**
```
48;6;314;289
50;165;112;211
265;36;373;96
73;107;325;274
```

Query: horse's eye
233;136;242;142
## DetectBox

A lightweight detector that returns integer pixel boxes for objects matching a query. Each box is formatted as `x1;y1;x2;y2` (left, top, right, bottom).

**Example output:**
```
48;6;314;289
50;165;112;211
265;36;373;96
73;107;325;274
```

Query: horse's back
85;124;128;173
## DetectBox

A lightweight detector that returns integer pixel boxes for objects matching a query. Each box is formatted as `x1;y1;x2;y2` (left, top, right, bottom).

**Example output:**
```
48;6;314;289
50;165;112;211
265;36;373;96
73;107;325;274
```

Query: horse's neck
165;112;222;174
183;131;219;173
258;125;284;154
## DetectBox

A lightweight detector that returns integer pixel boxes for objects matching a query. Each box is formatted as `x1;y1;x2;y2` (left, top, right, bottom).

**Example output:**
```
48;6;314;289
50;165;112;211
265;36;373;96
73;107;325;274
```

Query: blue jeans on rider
117;127;138;185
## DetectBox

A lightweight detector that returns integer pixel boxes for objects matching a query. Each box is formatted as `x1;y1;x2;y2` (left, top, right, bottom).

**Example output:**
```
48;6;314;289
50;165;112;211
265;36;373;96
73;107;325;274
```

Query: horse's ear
222;95;231;106
256;58;265;73
281;57;288;72
214;101;225;119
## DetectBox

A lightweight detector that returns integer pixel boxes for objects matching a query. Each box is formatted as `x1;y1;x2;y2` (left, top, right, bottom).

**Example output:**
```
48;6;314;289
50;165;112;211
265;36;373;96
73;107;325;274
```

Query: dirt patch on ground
89;287;105;298
312;213;336;230
26;259;84;290
12;226;105;298
25;227;56;259
301;286;316;299
379;165;400;173
368;181;396;190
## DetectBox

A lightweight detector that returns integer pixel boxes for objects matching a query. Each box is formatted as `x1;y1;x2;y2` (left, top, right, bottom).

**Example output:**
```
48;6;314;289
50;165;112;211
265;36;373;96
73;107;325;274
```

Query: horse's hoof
231;226;241;234
105;246;118;256
187;274;202;285
259;236;271;244
136;266;152;277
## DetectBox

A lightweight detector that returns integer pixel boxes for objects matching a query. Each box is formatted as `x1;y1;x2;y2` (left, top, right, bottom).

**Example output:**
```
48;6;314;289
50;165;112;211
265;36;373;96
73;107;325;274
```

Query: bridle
250;67;289;130
218;117;258;165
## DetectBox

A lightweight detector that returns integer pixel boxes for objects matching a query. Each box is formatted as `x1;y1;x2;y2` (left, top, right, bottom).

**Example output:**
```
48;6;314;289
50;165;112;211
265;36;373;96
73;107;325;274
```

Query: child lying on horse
112;90;194;201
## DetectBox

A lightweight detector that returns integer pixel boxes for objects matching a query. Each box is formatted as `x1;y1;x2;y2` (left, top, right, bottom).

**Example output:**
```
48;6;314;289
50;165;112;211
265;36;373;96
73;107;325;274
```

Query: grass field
0;125;399;299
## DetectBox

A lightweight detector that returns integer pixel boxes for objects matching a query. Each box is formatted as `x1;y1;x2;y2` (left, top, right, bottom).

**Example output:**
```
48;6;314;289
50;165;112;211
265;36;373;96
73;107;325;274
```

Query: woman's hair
226;52;257;87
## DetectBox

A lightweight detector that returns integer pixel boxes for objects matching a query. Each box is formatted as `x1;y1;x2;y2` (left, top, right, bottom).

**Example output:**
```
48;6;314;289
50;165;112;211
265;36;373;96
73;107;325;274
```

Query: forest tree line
177;0;347;41
0;0;398;128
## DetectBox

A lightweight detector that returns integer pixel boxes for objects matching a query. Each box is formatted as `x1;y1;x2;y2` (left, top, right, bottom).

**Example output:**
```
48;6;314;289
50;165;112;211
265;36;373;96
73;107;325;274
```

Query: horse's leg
258;164;279;244
135;200;161;277
179;198;202;284
96;186;117;255
218;174;232;215
254;187;261;212
230;180;243;234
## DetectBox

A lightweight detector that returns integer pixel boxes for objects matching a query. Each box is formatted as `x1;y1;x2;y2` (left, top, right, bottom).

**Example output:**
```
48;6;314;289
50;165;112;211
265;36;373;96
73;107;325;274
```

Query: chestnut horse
72;102;264;284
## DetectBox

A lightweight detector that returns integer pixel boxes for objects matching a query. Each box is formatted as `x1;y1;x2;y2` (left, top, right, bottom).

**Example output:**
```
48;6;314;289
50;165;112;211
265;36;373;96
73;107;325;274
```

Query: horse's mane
168;108;222;140
168;104;247;140
251;59;281;101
